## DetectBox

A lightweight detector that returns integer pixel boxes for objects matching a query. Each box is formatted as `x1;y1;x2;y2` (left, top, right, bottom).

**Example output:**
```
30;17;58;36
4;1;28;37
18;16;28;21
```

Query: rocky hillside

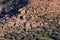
0;0;60;40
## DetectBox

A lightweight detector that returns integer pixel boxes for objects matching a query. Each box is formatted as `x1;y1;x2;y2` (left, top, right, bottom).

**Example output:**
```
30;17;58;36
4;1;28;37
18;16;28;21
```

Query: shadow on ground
0;0;29;18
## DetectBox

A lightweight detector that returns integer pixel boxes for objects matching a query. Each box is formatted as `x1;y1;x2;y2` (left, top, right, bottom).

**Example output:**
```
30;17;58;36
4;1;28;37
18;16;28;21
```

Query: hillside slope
0;0;60;40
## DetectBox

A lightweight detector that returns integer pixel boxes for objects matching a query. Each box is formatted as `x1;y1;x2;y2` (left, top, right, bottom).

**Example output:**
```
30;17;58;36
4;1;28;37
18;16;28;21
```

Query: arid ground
0;0;60;40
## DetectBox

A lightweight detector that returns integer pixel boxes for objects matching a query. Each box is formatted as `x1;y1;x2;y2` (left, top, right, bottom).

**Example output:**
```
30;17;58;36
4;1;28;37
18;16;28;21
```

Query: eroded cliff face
0;0;60;40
